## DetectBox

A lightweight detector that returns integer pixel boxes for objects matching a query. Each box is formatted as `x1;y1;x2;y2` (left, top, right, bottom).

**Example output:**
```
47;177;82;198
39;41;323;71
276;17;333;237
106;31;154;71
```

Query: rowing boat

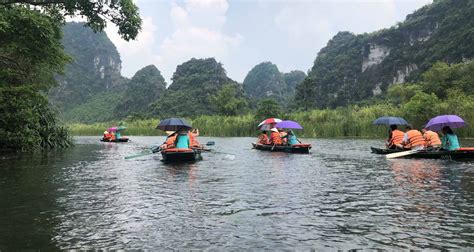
161;148;202;163
100;137;129;142
371;147;474;161
252;143;311;154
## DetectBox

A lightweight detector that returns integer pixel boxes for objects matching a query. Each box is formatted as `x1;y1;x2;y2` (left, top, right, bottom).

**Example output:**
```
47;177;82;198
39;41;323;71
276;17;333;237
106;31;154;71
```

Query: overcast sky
105;0;432;84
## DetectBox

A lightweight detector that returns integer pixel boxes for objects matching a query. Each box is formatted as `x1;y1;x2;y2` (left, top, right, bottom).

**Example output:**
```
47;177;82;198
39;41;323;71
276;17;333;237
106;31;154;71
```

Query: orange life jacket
405;130;425;148
389;129;404;146
270;131;282;145
258;134;269;144
188;132;201;148
423;130;441;146
165;135;177;148
104;133;113;140
110;133;116;141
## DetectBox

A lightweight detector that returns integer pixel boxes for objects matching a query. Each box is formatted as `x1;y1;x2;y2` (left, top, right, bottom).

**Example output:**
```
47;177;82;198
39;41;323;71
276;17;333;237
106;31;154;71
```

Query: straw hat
270;128;278;132
166;131;175;136
104;131;109;134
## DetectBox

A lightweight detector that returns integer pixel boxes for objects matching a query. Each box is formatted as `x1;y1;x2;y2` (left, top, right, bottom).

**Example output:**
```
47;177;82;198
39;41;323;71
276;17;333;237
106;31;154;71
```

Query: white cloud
105;16;158;78
155;0;243;83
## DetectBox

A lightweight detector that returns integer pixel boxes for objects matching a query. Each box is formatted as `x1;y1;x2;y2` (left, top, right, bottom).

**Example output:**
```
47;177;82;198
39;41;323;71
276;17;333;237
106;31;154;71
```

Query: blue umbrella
156;118;192;131
372;116;408;126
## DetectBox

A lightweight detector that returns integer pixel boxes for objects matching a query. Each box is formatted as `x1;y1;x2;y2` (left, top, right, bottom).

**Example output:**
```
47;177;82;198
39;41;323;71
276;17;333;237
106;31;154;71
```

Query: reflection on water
0;137;473;250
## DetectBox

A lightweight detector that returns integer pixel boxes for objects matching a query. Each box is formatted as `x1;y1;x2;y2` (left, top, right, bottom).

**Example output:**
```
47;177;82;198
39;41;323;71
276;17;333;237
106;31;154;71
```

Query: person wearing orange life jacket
278;128;288;144
257;131;269;144
160;131;177;150
269;128;283;145
103;131;113;141
188;128;201;148
400;125;425;150
422;128;441;150
386;125;404;149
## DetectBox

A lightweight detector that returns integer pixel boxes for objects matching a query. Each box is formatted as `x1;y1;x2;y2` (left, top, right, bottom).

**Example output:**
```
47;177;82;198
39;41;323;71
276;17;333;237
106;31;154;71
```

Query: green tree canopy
0;0;142;41
255;99;282;120
209;84;248;116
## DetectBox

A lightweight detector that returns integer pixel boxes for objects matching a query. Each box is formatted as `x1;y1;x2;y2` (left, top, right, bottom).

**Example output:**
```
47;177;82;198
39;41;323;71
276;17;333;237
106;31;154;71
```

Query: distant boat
100;137;129;143
252;143;311;154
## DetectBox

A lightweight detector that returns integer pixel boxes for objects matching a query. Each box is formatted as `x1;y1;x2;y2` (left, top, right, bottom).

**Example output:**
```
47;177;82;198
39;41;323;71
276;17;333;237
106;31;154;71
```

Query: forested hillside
295;0;474;109
49;22;126;112
243;62;305;108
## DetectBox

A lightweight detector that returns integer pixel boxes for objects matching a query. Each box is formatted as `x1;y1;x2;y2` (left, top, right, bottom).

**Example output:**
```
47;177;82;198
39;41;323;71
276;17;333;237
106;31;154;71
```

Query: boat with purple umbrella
253;120;311;154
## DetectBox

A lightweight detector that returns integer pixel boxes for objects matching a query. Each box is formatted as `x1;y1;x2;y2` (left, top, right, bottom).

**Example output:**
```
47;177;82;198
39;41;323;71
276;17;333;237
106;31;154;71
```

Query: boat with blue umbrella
156;118;202;163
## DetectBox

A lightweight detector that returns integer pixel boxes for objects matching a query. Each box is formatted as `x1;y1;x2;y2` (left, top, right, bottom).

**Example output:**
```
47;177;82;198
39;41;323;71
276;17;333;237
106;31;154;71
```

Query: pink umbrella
107;127;118;132
257;118;282;131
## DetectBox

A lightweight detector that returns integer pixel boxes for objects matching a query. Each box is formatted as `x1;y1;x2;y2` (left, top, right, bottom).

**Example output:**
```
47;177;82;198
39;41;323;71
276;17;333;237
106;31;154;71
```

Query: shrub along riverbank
68;103;474;138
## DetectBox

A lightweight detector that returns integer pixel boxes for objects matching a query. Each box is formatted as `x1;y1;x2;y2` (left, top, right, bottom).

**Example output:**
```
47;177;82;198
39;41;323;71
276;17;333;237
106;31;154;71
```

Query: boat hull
161;148;202;163
252;143;311;154
371;147;474;161
100;138;129;142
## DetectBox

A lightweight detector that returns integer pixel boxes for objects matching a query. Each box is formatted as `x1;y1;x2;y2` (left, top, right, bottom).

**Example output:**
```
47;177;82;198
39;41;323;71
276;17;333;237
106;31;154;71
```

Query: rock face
49;22;125;111
295;0;474;109
243;62;306;107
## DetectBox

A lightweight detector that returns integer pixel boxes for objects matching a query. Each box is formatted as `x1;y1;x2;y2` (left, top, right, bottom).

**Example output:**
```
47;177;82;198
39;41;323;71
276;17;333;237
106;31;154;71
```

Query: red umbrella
257;118;282;130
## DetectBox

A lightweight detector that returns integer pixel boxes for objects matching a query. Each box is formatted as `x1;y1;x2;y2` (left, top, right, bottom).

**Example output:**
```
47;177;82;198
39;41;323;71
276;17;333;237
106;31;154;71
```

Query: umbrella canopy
372;116;408;126
156;118;192;131
107;127;118;132
117;126;127;131
275;120;303;129
425;115;465;131
258;118;282;130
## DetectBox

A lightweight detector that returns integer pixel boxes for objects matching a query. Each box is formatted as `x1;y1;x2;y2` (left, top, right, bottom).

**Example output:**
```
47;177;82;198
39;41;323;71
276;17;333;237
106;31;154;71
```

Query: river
1;136;473;250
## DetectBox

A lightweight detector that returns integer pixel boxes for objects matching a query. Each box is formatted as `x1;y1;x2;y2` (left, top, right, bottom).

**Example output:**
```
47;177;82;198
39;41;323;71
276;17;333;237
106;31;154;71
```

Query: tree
0;0;142;41
255;99;282;120
209;84;248;116
402;91;441;128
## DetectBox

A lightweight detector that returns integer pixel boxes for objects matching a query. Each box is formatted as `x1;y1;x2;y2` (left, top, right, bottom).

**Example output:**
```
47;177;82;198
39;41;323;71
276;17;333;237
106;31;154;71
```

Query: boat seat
164;148;193;153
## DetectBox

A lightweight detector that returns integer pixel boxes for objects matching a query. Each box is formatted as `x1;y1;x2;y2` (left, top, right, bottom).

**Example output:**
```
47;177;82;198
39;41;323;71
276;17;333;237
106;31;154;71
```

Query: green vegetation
243;62;306;108
294;0;474;109
209;84;249;116
0;2;141;151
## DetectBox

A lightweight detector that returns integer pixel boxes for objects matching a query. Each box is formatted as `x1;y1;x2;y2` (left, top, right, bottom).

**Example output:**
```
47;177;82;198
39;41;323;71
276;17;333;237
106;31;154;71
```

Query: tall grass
69;104;430;138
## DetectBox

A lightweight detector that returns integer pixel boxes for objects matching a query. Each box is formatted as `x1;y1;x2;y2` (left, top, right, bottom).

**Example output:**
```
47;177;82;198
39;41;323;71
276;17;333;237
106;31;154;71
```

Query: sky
104;0;432;84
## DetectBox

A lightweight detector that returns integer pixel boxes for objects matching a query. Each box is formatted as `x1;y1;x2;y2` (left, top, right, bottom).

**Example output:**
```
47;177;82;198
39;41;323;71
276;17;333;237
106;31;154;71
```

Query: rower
386;125;404;149
400;125;425;150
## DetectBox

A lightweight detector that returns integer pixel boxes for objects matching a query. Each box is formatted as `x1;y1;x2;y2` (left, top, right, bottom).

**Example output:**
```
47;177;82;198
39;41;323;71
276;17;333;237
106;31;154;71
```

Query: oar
124;147;161;159
386;149;419;159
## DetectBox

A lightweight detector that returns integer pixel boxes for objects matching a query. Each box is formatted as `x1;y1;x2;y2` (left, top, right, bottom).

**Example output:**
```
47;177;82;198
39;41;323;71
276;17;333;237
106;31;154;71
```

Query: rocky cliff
295;0;474;109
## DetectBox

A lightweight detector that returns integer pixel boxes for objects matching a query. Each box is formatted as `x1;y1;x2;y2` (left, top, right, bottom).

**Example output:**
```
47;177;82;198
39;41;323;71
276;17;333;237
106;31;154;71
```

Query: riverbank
68;104;474;138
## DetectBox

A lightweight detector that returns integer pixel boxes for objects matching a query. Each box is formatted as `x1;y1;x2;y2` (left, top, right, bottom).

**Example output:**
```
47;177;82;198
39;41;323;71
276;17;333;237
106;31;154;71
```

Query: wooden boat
100;137;129;142
252;143;311;154
371;147;474;161
161;148;202;163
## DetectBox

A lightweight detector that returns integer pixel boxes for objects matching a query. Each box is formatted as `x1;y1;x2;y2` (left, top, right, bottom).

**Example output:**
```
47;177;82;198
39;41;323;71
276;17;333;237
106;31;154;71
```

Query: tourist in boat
175;128;190;148
286;130;299;145
279;128;288;144
160;131;177;150
441;126;460;151
422;128;442;150
110;132;116;141
103;131;112;141
189;128;202;148
257;131;269;144
269;128;283;145
386;125;404;149
400;125;425;150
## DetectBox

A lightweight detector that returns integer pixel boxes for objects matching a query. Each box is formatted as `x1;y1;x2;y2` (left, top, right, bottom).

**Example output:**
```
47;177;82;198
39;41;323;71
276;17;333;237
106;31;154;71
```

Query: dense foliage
0;6;73;150
151;58;241;118
115;65;167;118
243;62;305;107
295;0;474;109
209;84;248;116
0;0;142;41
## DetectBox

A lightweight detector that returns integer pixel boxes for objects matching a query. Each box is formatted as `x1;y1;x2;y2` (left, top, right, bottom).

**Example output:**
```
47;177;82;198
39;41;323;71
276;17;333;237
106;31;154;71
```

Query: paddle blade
386;150;419;159
124;149;154;159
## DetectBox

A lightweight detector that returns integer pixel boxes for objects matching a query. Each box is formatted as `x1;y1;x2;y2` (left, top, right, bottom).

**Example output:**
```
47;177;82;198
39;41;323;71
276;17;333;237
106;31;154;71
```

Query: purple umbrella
425;115;466;131
275;120;303;129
